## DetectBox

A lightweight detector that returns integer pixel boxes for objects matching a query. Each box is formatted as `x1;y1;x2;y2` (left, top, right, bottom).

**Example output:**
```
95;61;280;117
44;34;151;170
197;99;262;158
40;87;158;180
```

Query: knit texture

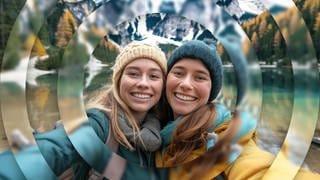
113;41;167;86
167;40;223;102
118;112;162;152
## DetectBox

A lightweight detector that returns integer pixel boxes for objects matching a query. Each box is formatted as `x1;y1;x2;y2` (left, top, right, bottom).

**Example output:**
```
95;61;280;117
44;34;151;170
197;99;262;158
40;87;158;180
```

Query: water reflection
15;64;320;156
222;65;320;172
25;54;113;132
1;0;319;176
27;73;59;132
1;48;319;173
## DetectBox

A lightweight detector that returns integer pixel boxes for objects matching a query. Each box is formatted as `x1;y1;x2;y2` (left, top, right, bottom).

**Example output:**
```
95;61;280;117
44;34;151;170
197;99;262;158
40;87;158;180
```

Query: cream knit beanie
112;41;167;86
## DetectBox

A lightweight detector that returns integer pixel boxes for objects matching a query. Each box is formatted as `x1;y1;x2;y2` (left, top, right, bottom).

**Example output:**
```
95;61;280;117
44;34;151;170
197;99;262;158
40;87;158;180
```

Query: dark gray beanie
168;40;223;102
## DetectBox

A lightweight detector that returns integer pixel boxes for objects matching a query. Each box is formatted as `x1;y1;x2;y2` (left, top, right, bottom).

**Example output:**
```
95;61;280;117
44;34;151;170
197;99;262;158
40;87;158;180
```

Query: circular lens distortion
1;0;319;180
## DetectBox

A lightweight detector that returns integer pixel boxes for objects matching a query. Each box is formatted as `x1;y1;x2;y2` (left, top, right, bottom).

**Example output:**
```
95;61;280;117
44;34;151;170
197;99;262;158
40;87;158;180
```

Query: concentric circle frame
0;0;319;179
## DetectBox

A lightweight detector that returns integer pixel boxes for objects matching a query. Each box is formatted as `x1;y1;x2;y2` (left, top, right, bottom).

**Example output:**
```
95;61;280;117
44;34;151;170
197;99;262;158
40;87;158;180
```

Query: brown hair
164;103;217;164
164;103;240;173
189;111;241;179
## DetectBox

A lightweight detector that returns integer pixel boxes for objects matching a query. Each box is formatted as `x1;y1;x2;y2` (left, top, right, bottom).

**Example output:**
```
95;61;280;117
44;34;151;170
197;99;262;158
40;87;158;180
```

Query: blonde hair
87;41;167;150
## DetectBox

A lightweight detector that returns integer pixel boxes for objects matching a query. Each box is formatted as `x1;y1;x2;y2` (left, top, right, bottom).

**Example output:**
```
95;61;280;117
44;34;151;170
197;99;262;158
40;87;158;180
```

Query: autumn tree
273;30;282;57
55;9;77;48
92;38;120;64
251;32;259;53
302;0;320;32
258;19;267;37
217;43;231;65
314;13;320;59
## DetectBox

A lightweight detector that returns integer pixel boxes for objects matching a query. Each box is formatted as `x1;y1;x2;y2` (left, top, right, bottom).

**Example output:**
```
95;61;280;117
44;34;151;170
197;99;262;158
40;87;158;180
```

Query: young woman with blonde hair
0;41;169;180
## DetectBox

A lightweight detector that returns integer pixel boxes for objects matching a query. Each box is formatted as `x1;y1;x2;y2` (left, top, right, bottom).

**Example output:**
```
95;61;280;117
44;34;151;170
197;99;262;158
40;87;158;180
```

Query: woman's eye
195;75;208;81
173;71;184;77
196;76;204;80
150;74;161;80
127;72;139;77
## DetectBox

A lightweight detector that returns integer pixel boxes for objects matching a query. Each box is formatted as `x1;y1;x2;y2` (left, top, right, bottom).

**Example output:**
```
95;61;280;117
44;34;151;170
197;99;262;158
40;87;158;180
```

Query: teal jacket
158;103;257;167
163;103;256;144
0;104;255;179
0;109;167;180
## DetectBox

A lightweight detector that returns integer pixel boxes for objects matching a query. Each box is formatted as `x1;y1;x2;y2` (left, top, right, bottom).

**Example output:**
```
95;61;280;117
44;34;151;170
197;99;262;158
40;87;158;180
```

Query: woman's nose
136;75;149;88
179;75;193;91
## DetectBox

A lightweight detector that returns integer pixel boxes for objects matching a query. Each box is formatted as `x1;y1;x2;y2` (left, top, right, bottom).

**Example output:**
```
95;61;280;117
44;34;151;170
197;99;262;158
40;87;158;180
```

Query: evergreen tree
0;0;26;69
92;38;119;64
263;23;274;64
273;30;282;58
302;0;320;33
313;13;320;59
294;0;320;60
46;2;65;45
2;25;21;70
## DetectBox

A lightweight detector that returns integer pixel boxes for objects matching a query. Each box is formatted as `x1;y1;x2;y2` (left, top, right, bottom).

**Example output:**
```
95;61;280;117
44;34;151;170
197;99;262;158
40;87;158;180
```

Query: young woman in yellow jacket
156;40;320;180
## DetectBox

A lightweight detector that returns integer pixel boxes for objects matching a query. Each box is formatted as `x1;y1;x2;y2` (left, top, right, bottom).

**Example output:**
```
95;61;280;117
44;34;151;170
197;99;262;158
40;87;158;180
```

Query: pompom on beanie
167;40;223;102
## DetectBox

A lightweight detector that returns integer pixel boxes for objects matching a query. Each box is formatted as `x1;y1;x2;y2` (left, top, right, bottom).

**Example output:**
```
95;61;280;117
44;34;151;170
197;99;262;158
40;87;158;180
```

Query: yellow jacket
225;140;320;180
156;112;257;179
157;139;320;180
156;104;320;179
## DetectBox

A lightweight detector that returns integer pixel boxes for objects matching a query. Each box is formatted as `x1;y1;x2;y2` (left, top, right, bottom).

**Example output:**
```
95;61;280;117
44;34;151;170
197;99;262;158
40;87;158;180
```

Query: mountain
238;0;265;15
217;0;266;23
107;13;216;47
217;0;245;22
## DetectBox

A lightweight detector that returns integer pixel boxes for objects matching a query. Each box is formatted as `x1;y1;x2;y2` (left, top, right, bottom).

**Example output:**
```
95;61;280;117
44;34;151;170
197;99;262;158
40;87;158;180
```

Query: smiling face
119;58;164;118
166;58;212;119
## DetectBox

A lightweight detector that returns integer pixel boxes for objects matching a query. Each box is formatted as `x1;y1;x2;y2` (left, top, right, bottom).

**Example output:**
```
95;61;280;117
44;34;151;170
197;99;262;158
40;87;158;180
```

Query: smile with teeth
175;93;196;101
131;93;152;99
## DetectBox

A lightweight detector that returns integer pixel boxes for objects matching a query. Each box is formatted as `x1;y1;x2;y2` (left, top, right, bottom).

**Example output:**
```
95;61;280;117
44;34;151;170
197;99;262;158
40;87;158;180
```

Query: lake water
1;61;319;174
